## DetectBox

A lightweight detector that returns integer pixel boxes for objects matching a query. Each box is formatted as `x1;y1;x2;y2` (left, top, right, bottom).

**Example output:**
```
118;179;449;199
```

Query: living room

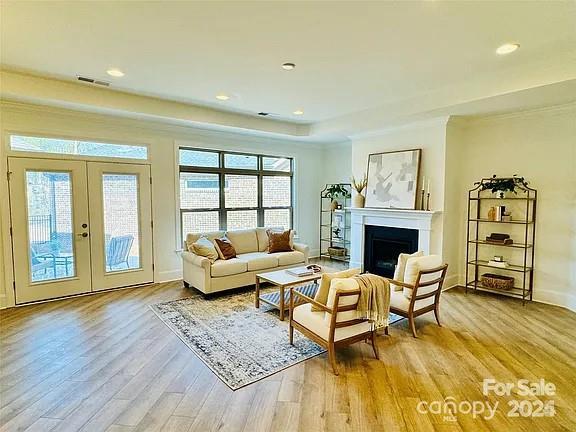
1;1;575;431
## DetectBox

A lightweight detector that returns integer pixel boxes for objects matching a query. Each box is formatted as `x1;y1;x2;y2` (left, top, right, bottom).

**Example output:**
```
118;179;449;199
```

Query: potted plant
351;174;368;208
324;184;351;210
476;175;529;198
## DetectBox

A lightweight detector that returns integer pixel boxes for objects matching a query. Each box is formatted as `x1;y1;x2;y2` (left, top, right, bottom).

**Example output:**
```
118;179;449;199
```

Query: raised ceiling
1;1;575;135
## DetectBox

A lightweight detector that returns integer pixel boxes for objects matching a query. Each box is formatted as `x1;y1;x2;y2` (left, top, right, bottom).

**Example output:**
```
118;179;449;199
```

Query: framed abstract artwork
365;149;421;209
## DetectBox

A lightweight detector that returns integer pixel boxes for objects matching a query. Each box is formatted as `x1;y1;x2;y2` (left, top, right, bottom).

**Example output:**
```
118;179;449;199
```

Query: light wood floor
1;278;576;432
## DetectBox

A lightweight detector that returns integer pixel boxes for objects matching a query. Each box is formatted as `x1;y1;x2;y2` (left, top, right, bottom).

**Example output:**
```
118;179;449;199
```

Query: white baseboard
533;289;576;313
157;269;183;283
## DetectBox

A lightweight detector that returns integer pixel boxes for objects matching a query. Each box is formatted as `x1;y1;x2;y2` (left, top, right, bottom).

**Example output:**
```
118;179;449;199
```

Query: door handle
77;232;89;238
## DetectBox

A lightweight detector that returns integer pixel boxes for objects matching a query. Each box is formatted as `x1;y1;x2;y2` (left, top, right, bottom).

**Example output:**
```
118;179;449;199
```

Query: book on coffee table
286;266;314;277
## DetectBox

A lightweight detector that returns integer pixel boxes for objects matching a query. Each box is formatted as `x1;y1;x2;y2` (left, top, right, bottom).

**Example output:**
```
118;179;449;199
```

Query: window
10;135;148;160
179;148;293;237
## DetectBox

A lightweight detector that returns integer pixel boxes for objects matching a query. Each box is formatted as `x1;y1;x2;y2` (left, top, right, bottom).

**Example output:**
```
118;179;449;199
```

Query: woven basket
327;246;347;257
481;273;514;290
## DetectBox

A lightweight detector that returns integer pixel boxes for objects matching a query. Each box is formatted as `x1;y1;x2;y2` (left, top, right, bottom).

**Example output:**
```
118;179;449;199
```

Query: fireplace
364;225;419;278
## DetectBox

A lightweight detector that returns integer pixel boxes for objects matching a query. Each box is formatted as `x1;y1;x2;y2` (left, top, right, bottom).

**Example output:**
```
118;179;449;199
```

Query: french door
8;157;153;304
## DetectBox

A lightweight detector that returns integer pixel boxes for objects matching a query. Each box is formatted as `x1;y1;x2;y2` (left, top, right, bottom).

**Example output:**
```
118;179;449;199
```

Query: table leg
255;277;260;308
279;285;285;321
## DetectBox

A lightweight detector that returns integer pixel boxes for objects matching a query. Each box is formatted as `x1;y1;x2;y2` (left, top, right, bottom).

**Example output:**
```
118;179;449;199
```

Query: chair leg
384;326;389;336
328;344;339;375
409;315;418;338
370;331;379;360
289;323;294;345
434;305;442;327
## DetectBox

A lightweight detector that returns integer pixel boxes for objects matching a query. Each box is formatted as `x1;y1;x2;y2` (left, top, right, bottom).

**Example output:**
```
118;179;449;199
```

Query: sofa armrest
293;242;309;257
181;251;211;271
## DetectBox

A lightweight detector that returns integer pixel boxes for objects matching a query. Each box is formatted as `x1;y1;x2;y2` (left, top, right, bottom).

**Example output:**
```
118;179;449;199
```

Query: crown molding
464;101;576;125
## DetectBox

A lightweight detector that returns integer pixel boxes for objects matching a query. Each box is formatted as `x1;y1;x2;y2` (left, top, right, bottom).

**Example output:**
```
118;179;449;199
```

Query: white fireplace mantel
348;207;442;270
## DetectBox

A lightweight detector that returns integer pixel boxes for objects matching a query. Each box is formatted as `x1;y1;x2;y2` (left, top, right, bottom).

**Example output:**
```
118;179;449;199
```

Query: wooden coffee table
255;268;324;321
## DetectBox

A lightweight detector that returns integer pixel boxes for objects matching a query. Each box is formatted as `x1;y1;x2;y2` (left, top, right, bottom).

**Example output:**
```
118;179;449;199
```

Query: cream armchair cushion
392;251;423;291
401;254;443;309
292;303;371;342
324;278;361;324
311;267;361;312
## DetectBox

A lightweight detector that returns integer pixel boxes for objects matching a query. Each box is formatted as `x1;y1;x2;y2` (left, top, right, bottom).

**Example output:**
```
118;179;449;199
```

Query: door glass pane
224;154;257;170
26;171;75;282
264;209;291;229
224;175;257;208
180;173;220;209
102;174;141;272
263;176;291;207
182;211;220;237
227;210;257;230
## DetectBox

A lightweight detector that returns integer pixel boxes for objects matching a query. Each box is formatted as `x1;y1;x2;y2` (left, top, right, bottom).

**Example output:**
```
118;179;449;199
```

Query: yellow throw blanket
353;273;391;329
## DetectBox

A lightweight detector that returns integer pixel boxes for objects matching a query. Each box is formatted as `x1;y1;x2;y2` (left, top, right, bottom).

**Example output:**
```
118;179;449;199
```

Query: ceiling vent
77;76;110;87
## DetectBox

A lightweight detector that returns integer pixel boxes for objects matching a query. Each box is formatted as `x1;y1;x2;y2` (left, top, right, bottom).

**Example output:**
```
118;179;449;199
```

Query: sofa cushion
293;303;371;342
236;252;279;271
226;229;258;254
274;250;305;266
210;258;247;277
214;237;237;260
185;231;224;251
403;254;443;301
190;236;219;263
311;267;361;312
392;251;423;291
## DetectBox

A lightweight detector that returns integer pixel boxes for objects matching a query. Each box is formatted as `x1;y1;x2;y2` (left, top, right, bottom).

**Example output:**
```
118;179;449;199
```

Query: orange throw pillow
267;229;293;253
214;237;237;260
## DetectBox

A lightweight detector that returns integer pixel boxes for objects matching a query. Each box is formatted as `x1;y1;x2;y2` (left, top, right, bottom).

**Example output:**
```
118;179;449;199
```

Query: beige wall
350;118;458;285
0;102;327;308
453;104;576;310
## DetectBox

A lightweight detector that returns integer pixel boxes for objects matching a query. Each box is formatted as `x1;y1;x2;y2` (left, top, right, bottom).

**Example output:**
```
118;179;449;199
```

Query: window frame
178;147;293;236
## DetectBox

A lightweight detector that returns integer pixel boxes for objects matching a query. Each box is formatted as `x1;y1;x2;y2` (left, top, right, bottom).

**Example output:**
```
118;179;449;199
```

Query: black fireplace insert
364;225;419;278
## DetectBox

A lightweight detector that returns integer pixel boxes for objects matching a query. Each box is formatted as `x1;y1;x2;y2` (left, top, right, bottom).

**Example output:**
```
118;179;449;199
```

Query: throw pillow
191;236;219;263
403;254;443;299
214;236;237;260
311;267;361;312
391;251;424;291
267;229;293;253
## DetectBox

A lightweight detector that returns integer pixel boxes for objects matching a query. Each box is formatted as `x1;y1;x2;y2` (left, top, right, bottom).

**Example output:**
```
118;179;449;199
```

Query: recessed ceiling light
293;109;304;115
496;43;520;55
216;94;230;101
106;68;125;77
282;62;296;70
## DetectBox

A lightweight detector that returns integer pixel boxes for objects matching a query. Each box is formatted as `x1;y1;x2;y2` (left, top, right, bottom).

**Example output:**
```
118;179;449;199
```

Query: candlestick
426;193;431;211
420;189;426;210
427;179;431;194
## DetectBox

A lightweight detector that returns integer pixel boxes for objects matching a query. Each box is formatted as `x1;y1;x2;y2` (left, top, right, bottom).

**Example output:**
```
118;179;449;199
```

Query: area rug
150;288;403;390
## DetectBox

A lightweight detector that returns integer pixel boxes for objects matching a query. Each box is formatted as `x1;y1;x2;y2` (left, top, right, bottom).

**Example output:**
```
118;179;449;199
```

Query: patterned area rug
151;288;403;390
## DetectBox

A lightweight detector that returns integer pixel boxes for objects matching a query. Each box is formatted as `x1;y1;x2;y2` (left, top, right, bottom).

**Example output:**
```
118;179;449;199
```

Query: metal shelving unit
465;178;537;304
319;184;351;263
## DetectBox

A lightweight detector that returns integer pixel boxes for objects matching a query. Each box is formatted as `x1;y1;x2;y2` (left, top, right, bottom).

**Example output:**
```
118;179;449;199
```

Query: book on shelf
487;260;509;268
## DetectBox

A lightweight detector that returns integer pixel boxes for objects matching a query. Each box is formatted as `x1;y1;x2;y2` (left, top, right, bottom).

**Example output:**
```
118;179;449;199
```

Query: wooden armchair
289;278;381;375
386;260;448;338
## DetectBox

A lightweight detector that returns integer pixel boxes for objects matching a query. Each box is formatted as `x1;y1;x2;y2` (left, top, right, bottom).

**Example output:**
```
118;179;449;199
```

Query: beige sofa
182;228;310;294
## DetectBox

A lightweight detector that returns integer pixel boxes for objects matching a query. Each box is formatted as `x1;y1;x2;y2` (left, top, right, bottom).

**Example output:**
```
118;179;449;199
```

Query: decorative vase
353;193;365;208
330;200;339;211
